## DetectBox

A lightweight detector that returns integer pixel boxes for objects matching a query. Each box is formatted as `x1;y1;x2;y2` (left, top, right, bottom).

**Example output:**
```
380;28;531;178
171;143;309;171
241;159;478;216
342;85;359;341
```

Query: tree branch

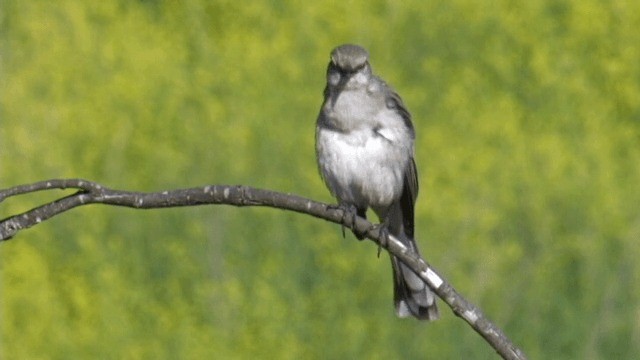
0;179;527;360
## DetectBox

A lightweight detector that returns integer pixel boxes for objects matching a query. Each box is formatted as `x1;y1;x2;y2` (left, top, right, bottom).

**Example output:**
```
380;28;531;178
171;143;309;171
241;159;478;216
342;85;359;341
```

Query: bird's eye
328;70;341;86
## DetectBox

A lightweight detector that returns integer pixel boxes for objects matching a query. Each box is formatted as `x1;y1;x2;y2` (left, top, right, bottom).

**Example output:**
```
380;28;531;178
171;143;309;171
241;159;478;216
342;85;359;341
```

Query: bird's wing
379;78;419;239
382;81;415;138
401;157;419;239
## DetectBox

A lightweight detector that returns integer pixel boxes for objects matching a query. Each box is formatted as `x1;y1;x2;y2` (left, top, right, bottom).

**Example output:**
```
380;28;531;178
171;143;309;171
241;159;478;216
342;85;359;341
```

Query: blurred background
1;1;639;358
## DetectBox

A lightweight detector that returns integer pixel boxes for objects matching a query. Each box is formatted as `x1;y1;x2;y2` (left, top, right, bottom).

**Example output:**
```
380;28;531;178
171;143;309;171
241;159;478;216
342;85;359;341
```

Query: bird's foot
370;223;390;258
328;203;367;240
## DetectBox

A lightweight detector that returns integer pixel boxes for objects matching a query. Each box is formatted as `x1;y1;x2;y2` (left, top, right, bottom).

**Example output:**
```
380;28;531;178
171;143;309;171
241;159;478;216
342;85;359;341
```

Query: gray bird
315;44;439;320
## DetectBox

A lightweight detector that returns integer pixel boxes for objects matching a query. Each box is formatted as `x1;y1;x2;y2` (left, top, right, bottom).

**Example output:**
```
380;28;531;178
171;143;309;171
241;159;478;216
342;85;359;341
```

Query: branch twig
0;178;527;360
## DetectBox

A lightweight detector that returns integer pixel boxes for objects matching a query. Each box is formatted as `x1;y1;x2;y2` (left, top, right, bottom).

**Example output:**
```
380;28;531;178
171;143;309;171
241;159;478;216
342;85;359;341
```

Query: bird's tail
390;235;439;321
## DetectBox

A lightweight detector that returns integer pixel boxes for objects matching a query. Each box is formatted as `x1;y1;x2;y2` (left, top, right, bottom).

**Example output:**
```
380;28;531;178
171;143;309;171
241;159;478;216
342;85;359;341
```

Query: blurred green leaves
1;0;640;358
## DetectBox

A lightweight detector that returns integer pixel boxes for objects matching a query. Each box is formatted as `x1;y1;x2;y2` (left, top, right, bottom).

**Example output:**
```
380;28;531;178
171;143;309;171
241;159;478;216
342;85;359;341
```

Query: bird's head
326;44;372;92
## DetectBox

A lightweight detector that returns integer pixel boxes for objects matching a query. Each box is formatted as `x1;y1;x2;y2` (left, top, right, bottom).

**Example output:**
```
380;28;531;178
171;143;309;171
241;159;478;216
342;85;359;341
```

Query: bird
315;44;439;320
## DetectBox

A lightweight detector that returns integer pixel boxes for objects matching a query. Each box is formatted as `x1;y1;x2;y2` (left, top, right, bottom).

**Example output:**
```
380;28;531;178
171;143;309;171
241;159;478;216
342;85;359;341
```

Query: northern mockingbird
315;44;439;320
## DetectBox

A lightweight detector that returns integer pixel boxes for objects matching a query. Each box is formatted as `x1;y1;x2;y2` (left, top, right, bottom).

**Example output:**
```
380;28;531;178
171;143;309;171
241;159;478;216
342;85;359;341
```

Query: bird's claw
328;203;367;240
370;224;390;257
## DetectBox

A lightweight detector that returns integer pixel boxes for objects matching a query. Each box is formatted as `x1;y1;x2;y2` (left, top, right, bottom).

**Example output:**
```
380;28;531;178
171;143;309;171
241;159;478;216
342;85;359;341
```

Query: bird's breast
316;126;408;210
325;89;380;131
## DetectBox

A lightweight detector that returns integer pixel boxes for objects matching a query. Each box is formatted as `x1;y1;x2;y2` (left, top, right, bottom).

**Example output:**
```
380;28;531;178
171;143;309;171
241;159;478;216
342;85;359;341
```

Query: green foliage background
2;1;640;358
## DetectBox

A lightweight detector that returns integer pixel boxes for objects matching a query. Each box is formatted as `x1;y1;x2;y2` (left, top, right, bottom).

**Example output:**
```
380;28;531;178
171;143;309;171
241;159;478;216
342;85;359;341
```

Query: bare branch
0;179;527;360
